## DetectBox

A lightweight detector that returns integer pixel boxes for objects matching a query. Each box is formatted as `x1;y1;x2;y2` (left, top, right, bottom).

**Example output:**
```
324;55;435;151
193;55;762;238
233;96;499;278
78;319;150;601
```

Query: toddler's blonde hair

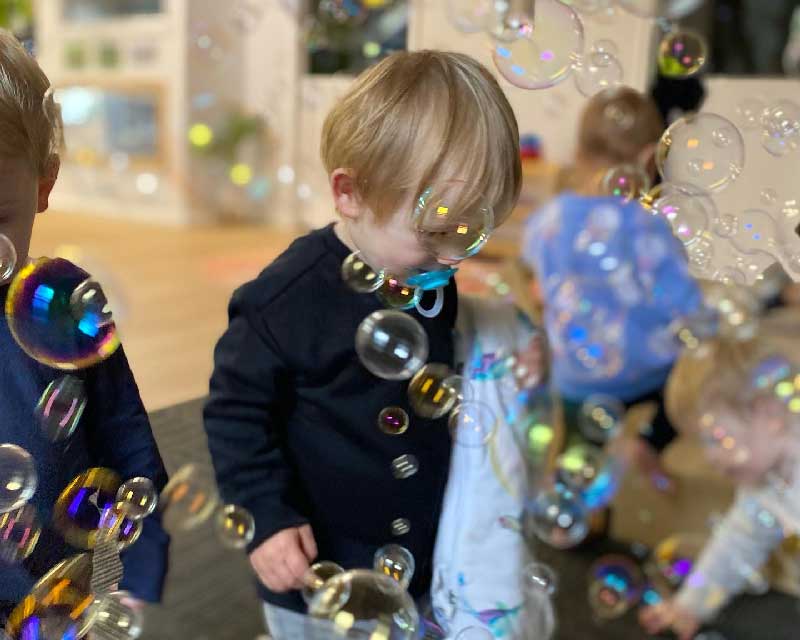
0;28;62;176
321;50;521;225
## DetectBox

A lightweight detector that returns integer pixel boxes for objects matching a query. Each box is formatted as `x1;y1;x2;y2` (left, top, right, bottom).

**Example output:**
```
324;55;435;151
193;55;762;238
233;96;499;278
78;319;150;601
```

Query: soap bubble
588;555;644;619
412;180;494;261
522;561;558;596
0;444;37;513
70;278;114;329
600;164;650;202
376;275;422;311
446;0;493;33
657;30;707;78
341;252;385;294
442;375;473;406
356;310;429;380
592;38;618;56
0;233;17;284
760;101;800;157
735;99;766;131
574;51;624;97
649;533;704;592
5;258;120;370
760;188;779;207
35;375;87;442
650;183;716;247
491;0;584;90
728;208;784;258
391;454;419;480
523;484;589;549
0;504;41;563
686;236;715;273
556;443;621;510
308;569;420;638
91;591;144;640
373;544;415;589
616;0;701;19
408;363;457;419
448;401;497;447
116;477;158;521
378;406;410;436
700;282;760;340
485;4;534;43
214;504;256;549
53;468;141;551
579;394;625;443
5;554;96;639
302;561;346;604
318;0;367;25
656;113;744;192
159;464;219;533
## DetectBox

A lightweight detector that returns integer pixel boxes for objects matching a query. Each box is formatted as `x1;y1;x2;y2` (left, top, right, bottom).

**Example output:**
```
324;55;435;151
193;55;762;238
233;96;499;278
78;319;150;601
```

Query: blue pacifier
405;267;458;291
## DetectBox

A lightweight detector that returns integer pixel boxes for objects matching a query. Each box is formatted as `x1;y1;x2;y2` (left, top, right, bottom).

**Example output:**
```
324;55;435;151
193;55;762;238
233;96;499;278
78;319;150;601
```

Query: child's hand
249;524;318;592
639;599;701;640
609;436;676;494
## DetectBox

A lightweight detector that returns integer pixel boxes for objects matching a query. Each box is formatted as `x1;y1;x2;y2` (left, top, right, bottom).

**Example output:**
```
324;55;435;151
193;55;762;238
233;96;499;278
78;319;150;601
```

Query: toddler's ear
37;154;60;214
330;168;362;221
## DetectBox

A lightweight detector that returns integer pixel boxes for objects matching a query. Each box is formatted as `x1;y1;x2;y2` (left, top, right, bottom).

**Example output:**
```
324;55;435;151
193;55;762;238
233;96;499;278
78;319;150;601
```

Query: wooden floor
30;211;300;411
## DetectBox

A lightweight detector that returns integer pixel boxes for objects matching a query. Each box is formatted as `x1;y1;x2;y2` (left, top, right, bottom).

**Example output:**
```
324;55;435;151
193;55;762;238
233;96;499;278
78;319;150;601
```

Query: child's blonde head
577;87;663;166
0;28;62;176
321;50;521;225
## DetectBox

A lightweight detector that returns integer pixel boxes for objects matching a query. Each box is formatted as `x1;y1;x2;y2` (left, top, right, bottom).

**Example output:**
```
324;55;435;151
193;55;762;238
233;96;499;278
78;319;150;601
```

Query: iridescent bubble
600;164;650;202
373;544;415;589
592;38;618;56
442;375;473;406
70;277;113;329
657;30;707;78
700;281;760;340
16;606;84;640
712;213;738;238
116;477;158;521
523;485;589;549
588;555;644;619
35;375;87;442
446;0;493;33
53;468;141;551
486;5;534;43
0;233;17;284
407;363;457;419
556;443;620;510
650;183;716;247
0;444;37;513
391;518;411;536
761;101;800;157
448;401;497;447
713;266;748;286
214;504;255;549
579;394;625;443
356;310;428;380
391;454;419;480
491;0;584;90
378;406;410;436
574;51;624;97
781;198;799;219
308;569;420;639
159;464;219;533
686;236;715;272
650;534;704;591
91;591;144;640
0;504;41;563
5;258;120;370
728;208;783;257
376;275;422;310
735;98;766;131
656;113;745;192
302;561;345;604
522;561;558;596
412;180;494;262
341;252;385;294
